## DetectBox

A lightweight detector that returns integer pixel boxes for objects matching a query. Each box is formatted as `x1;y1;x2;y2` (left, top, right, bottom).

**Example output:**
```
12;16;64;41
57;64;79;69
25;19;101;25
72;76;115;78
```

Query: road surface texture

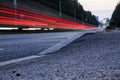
0;31;86;62
0;30;120;80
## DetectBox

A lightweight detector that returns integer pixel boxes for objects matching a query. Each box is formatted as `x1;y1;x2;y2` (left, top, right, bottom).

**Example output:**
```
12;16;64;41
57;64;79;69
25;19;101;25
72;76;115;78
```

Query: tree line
36;0;99;26
109;2;120;29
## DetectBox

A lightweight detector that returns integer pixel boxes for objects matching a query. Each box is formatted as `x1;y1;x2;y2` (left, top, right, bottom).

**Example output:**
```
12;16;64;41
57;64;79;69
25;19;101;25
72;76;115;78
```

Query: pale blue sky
78;0;119;20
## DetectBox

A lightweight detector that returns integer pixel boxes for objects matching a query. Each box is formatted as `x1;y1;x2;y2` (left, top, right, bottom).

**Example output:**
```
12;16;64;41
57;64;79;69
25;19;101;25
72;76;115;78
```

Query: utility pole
14;0;17;5
74;7;76;20
82;13;84;24
72;0;76;20
14;0;17;17
14;0;17;25
59;0;62;17
14;0;22;30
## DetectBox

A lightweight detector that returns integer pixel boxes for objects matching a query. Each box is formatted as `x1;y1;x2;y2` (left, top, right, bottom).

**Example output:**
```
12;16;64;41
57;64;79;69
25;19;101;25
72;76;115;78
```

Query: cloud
78;0;117;11
78;0;118;20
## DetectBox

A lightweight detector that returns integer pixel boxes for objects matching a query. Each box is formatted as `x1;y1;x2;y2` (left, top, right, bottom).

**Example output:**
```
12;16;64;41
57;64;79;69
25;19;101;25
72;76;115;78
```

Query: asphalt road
0;31;86;62
0;31;120;80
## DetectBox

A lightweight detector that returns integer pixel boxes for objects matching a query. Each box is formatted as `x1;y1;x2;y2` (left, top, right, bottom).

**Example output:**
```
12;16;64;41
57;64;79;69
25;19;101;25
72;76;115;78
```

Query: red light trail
0;2;96;29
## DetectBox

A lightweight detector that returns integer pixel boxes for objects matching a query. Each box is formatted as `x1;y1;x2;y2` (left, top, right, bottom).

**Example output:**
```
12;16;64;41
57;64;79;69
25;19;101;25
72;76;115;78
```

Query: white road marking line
39;30;98;55
0;49;3;51
0;55;45;67
0;29;100;67
39;33;85;55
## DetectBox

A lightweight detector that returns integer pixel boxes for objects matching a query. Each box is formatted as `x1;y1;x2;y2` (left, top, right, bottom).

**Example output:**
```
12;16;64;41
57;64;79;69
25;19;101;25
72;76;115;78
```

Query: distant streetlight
14;0;17;14
72;0;76;20
82;13;84;24
73;7;76;20
14;0;17;5
14;0;17;25
59;0;62;17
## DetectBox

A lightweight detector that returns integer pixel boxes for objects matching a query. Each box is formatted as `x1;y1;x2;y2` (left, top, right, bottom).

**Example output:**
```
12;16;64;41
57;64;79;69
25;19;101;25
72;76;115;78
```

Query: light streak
0;2;96;29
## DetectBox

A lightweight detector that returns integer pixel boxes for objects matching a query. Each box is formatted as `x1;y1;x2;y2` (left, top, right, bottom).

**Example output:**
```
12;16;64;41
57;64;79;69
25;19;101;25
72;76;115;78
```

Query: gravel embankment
0;31;120;80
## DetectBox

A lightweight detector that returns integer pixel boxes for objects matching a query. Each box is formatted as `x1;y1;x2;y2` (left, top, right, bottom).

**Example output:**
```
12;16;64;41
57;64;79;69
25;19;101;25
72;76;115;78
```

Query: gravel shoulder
0;31;120;80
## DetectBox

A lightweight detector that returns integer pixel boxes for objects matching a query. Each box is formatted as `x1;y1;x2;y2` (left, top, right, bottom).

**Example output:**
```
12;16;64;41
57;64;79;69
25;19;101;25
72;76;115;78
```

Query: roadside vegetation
36;0;99;26
108;2;120;29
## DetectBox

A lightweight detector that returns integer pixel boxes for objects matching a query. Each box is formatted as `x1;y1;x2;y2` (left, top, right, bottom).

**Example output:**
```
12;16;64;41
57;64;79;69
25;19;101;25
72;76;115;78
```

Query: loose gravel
0;31;120;80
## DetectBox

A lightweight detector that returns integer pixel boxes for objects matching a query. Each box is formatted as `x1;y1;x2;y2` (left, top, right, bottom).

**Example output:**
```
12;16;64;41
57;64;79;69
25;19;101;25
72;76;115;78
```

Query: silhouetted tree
37;0;99;26
110;2;120;28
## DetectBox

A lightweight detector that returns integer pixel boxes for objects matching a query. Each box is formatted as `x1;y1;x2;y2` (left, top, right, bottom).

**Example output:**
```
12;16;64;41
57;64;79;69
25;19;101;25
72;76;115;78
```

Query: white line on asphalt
39;33;85;55
0;55;45;67
0;29;99;67
0;33;85;67
39;30;98;55
0;49;3;51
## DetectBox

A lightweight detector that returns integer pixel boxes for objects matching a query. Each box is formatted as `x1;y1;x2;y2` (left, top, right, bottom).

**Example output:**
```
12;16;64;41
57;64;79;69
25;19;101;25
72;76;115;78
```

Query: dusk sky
78;0;119;20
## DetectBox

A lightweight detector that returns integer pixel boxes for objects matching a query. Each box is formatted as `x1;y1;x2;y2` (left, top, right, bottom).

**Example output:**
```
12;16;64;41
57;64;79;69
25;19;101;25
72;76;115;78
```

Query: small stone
16;73;21;77
40;73;45;77
113;73;120;78
12;71;16;73
57;70;60;72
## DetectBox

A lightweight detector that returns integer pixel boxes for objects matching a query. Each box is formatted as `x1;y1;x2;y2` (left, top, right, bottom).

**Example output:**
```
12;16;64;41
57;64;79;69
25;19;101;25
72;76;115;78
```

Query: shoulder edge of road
0;30;99;67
